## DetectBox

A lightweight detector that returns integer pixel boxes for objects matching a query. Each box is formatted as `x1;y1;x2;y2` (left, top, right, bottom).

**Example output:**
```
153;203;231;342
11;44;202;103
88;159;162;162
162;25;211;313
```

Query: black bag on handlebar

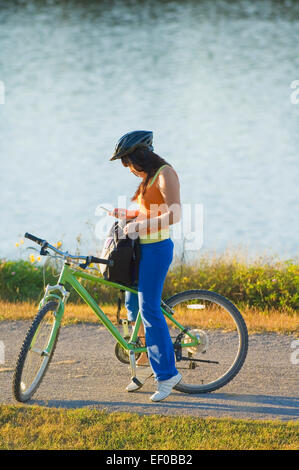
99;219;140;287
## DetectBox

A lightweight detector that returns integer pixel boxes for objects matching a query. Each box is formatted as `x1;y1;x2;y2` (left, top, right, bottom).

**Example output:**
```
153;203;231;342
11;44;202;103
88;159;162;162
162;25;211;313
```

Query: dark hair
121;148;172;201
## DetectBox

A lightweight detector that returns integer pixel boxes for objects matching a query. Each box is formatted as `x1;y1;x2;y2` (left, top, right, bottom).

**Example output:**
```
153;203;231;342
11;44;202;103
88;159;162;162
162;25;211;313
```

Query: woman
108;130;182;402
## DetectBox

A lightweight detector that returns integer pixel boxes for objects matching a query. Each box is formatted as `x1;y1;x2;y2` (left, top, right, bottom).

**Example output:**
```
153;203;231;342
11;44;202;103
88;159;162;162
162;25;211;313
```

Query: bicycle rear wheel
164;290;248;393
13;301;61;402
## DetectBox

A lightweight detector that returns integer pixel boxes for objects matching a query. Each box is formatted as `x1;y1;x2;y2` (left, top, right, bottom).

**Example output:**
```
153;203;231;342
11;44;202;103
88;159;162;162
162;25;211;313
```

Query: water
1;0;299;261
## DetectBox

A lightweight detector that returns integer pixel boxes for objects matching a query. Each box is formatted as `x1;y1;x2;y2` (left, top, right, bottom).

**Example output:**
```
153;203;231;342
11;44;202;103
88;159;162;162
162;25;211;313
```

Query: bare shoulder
158;165;181;204
159;165;180;185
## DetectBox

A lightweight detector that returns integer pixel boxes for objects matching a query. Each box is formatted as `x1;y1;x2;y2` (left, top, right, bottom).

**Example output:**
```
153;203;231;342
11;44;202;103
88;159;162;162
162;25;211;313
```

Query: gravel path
0;321;298;421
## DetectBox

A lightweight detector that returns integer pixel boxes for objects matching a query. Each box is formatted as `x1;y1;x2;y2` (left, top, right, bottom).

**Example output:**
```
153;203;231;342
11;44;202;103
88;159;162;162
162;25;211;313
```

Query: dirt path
0;321;298;421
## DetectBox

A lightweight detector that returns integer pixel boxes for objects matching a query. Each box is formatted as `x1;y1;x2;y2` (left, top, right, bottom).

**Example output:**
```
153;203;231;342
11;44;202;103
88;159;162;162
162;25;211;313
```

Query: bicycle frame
40;261;199;356
14;233;248;402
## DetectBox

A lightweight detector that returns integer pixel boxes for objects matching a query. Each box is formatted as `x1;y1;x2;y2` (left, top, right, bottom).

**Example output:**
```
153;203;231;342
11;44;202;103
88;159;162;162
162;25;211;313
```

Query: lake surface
1;0;299;261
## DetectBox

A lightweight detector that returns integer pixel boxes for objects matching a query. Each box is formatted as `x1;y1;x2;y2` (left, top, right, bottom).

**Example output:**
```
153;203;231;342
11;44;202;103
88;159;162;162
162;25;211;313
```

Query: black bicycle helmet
110;130;154;161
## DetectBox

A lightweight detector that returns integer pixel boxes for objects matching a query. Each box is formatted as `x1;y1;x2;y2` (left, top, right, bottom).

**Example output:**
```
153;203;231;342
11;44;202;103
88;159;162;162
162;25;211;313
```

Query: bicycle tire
164;289;248;394
13;301;61;402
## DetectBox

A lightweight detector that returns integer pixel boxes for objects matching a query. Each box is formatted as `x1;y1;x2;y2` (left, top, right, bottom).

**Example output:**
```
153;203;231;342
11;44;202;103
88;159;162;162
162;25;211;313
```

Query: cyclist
108;130;182;402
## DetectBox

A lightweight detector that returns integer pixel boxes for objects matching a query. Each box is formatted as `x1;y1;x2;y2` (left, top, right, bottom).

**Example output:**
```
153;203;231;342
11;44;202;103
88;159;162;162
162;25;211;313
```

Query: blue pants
125;238;178;381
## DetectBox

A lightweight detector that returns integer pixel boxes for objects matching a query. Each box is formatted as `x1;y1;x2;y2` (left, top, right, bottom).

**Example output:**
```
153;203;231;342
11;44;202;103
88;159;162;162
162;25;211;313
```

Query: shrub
0;254;298;312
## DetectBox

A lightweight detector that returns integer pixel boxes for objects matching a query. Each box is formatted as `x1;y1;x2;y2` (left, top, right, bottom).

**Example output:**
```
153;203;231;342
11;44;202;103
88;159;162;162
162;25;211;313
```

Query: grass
0;300;298;335
0;405;298;450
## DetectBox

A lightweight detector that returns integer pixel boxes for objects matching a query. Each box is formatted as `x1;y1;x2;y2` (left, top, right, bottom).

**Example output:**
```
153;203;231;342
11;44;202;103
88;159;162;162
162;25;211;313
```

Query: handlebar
24;232;46;246
24;232;113;268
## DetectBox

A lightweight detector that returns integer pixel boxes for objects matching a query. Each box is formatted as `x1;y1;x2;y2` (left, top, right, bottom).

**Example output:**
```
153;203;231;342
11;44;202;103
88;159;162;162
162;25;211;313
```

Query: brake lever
79;256;92;269
25;246;40;253
40;241;49;256
26;245;50;257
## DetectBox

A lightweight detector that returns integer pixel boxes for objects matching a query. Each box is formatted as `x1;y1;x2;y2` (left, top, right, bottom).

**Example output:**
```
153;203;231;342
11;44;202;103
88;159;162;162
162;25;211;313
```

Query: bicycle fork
37;284;70;356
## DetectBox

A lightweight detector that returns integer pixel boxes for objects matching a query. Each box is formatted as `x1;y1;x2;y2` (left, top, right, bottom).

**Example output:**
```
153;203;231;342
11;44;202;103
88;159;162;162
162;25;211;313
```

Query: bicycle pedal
121;319;129;337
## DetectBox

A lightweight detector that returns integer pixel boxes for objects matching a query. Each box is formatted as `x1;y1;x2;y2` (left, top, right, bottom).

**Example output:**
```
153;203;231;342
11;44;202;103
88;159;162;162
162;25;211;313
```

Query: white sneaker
150;373;182;402
126;366;154;392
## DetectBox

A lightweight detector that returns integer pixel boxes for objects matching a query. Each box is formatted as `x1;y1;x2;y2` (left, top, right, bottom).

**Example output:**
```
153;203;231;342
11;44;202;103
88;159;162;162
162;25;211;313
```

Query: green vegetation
165;251;299;313
1;252;299;312
0;405;297;450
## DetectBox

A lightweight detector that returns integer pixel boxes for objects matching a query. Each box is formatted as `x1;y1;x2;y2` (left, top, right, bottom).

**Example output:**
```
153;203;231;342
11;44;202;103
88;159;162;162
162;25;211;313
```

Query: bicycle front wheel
13;301;61;402
164;289;248;394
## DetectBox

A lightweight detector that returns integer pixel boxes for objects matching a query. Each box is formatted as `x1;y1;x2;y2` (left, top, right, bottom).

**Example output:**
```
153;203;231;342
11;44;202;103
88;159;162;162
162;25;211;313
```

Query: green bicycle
13;232;248;402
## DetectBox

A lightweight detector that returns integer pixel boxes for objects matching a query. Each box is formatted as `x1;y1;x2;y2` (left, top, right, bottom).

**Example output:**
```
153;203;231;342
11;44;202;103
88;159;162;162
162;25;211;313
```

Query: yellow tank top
137;165;170;244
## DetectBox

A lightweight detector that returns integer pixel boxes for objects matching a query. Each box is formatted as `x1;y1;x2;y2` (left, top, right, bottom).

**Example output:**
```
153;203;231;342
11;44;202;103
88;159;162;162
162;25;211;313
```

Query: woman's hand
108;208;127;219
123;220;149;237
122;221;140;236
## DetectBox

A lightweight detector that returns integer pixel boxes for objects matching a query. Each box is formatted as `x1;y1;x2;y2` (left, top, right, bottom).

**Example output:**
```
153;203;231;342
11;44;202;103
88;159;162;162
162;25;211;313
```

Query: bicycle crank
114;337;142;364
